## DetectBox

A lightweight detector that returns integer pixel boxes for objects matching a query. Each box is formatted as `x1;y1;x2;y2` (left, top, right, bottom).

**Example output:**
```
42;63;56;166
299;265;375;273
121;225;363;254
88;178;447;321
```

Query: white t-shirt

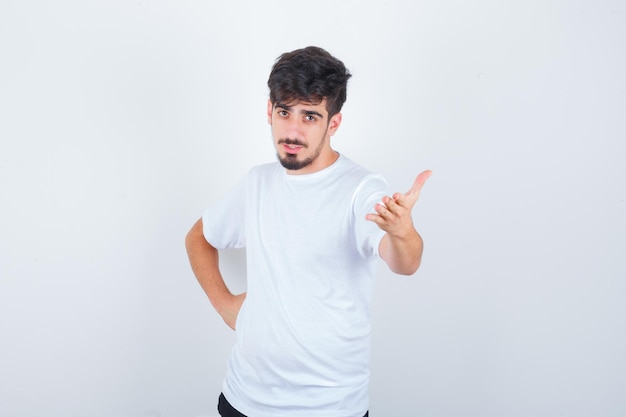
202;154;389;417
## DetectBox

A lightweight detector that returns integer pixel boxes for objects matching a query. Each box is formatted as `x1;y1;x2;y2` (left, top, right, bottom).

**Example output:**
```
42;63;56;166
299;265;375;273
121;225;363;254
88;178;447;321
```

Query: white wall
1;1;624;416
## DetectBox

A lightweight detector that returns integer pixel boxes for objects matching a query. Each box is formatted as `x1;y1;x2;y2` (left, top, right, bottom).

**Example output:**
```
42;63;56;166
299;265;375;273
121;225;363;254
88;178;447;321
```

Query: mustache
278;138;307;148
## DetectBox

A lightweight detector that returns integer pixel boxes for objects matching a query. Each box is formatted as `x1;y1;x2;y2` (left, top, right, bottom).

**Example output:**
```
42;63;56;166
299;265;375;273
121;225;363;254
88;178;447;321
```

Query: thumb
406;170;432;199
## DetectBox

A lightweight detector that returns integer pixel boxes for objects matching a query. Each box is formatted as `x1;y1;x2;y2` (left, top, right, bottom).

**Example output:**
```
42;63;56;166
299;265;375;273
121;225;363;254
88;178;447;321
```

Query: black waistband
218;393;369;417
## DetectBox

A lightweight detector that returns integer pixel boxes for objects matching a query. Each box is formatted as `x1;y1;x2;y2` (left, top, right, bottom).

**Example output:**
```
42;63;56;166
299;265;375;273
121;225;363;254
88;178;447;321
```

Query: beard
276;136;325;171
278;154;316;171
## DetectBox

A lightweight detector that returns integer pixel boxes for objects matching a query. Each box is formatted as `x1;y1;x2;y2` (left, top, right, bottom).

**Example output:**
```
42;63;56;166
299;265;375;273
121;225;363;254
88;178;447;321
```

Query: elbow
184;226;195;253
184;229;193;254
185;218;205;253
392;259;421;276
389;249;422;275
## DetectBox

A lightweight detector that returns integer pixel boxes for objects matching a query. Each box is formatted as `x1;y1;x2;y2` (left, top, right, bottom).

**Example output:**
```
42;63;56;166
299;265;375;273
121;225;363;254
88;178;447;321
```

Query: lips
283;144;303;154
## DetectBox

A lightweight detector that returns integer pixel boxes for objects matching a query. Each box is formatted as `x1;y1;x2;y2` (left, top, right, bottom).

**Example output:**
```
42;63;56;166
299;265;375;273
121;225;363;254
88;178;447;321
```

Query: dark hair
267;46;352;119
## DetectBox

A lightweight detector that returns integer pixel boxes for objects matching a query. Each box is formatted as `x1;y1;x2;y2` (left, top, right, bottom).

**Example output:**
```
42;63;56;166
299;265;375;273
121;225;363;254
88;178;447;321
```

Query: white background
1;1;625;416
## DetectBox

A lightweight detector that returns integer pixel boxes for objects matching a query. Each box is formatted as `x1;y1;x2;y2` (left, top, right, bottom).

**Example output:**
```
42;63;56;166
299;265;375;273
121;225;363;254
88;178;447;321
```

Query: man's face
267;99;342;175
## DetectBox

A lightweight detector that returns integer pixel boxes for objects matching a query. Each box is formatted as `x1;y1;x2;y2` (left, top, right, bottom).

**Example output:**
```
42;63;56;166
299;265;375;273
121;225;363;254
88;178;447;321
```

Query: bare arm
366;170;432;275
185;218;245;330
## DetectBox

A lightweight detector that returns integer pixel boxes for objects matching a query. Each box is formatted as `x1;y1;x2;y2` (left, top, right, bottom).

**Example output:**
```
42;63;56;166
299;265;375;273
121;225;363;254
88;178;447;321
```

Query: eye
305;115;317;122
278;110;289;117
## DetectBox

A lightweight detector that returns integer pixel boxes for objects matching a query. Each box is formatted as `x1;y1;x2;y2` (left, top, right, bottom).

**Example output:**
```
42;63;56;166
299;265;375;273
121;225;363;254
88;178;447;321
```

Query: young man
186;46;431;417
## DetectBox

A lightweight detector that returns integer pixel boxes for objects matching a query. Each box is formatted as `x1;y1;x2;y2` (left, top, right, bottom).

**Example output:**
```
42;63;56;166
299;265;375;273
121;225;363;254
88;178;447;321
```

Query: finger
374;202;391;217
392;170;432;209
382;195;401;213
365;212;384;225
407;170;432;197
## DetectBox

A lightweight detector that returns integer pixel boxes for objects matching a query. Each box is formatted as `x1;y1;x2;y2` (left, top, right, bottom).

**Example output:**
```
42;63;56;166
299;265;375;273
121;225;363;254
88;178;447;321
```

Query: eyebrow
276;103;325;119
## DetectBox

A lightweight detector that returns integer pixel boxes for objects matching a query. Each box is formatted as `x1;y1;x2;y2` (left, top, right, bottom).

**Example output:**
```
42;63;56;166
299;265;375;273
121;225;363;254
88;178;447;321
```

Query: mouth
279;139;306;155
283;143;303;154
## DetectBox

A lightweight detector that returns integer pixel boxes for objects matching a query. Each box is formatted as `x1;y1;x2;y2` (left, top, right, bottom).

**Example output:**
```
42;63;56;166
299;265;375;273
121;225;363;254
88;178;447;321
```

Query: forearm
185;219;243;328
379;228;424;275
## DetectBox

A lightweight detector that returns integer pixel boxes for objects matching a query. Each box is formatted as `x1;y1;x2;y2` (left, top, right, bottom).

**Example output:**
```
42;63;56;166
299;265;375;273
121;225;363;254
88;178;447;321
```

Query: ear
267;100;273;124
327;112;342;136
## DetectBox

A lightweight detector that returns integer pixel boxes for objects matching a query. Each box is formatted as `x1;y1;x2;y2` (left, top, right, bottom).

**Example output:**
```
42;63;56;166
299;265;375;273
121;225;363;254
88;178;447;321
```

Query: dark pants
218;393;369;417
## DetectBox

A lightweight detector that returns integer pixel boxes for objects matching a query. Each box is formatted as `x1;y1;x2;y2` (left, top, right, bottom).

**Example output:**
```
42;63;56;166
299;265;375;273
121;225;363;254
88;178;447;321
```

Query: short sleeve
351;174;390;258
202;175;247;249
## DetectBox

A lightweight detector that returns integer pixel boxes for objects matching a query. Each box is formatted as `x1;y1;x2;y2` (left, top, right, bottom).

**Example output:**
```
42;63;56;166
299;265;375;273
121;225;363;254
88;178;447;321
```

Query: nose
285;117;304;137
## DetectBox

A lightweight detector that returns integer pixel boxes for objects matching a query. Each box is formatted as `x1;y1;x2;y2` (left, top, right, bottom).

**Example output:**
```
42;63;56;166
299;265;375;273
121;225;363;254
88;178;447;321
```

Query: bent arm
185;218;245;330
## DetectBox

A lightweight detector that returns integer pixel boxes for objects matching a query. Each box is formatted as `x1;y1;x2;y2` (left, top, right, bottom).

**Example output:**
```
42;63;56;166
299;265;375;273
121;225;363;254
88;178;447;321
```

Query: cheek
272;120;288;135
270;123;282;137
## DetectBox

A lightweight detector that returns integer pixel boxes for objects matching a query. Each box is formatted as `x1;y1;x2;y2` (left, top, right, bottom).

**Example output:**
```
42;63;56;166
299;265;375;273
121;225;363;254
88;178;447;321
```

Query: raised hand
366;170;432;237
